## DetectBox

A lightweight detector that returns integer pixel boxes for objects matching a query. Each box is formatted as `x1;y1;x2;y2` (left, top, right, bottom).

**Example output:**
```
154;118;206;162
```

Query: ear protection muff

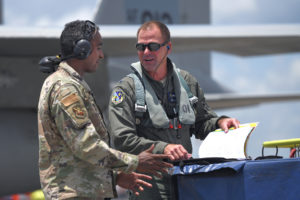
73;39;92;60
63;20;97;60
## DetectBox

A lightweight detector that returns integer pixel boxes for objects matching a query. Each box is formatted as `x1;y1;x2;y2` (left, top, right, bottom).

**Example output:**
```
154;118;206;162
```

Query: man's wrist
154;142;169;154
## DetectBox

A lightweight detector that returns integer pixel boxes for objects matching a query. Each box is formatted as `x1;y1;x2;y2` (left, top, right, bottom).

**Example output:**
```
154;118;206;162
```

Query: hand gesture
116;172;152;196
137;144;173;177
164;144;192;161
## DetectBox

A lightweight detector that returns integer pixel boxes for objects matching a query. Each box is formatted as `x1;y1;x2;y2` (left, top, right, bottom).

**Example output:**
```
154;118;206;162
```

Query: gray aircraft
0;0;300;197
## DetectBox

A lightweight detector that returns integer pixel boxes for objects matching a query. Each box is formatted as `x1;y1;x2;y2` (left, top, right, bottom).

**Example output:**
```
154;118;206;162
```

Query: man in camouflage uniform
108;21;240;199
38;20;172;200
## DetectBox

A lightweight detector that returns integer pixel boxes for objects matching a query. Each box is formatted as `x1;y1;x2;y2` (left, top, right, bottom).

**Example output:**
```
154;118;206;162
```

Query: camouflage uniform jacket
108;59;225;199
38;62;138;200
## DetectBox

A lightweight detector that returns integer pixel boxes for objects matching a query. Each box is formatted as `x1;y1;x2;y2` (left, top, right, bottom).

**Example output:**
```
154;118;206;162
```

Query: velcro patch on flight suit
111;90;125;105
60;93;89;129
61;93;79;107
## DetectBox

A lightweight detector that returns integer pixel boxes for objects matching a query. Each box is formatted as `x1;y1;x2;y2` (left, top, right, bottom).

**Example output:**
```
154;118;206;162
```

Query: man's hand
116;172;152;196
218;118;240;133
137;144;173;178
164;144;192;161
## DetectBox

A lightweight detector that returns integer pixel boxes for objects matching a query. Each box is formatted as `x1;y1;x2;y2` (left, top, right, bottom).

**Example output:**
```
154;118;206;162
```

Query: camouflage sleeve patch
111;89;125;105
61;93;79;107
60;93;90;129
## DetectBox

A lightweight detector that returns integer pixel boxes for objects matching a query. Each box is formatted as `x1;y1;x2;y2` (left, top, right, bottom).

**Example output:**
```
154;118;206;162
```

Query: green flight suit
108;59;223;200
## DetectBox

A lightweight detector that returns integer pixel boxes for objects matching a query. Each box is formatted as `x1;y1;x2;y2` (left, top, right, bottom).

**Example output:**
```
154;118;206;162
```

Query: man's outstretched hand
137;144;173;177
117;172;152;196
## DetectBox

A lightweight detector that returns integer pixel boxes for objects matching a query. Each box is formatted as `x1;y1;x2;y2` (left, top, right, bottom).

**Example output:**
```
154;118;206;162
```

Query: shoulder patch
65;102;89;129
72;106;87;119
61;93;79;107
59;92;89;129
111;90;124;105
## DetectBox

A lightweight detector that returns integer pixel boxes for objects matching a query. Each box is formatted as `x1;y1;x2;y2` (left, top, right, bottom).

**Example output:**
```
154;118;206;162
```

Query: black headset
39;20;98;73
72;20;97;60
73;39;92;60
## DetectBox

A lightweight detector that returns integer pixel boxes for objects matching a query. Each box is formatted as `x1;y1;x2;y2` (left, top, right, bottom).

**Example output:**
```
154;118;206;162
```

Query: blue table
171;158;300;200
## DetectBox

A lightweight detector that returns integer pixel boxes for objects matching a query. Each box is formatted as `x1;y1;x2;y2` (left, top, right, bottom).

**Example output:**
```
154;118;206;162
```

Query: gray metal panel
94;0;127;24
0;37;60;56
206;93;300;109
1;34;300;57
0;109;40;196
1;25;300;57
94;0;210;25
178;0;210;24
0;57;110;110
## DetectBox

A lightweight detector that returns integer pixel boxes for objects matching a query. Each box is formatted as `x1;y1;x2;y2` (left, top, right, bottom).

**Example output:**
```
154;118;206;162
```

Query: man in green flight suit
108;21;240;199
37;20;172;200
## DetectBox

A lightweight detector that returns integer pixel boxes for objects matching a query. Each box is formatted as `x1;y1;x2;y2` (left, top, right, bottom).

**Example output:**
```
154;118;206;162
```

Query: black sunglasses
136;41;168;52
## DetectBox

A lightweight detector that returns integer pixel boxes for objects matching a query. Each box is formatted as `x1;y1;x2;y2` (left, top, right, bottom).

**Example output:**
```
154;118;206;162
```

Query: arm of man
115;144;174;196
51;84;172;176
108;77;168;155
180;70;226;139
51;84;138;173
181;70;240;138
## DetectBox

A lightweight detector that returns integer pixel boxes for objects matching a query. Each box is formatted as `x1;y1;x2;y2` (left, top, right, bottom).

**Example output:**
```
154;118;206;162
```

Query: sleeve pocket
60;93;90;129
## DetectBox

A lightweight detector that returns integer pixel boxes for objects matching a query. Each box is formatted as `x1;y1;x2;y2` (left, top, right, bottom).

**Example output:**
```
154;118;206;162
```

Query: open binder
198;122;258;159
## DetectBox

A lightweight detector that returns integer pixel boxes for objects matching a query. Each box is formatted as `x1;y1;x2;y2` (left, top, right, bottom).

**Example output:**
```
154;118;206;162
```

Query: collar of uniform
58;61;92;92
59;61;83;80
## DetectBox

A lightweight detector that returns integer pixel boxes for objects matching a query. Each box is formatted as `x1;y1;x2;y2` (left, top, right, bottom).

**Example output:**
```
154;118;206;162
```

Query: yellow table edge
263;138;300;148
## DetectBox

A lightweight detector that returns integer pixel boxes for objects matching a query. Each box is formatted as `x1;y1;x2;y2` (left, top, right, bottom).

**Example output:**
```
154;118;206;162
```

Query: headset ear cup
73;39;91;59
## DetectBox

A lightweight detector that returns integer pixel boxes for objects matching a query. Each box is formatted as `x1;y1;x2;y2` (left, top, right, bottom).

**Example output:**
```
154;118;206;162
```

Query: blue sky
211;0;300;158
3;0;300;158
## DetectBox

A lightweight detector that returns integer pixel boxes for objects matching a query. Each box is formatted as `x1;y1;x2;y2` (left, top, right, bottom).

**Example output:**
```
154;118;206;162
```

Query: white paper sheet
198;122;258;159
